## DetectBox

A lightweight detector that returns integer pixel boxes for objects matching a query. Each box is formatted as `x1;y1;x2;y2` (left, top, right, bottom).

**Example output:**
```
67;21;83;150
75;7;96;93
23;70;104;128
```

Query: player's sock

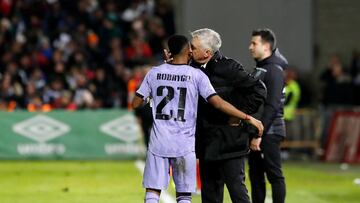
144;191;160;203
176;194;192;203
196;160;201;194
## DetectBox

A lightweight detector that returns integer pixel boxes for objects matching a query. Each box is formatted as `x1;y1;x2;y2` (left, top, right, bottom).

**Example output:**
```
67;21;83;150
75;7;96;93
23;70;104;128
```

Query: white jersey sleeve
136;71;152;100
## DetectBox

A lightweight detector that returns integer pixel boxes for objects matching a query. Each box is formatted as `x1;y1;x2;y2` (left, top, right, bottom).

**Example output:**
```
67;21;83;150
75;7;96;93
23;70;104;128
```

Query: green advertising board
0;110;146;159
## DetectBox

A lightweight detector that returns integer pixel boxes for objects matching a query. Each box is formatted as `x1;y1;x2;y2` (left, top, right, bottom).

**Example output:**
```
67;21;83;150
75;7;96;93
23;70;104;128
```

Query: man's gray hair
191;28;222;53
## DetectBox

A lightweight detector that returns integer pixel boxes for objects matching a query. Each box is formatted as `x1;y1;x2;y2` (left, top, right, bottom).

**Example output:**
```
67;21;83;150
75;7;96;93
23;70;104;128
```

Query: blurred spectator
106;37;124;70
351;50;360;105
122;0;154;23
284;68;301;142
0;73;23;109
0;0;176;111
127;67;145;110
110;63;130;108
89;68;112;108
29;68;46;91
154;0;175;36
284;68;301;122
85;30;104;69
134;66;153;148
25;82;51;112
0;0;13;17
124;34;153;66
147;17;167;63
43;78;75;110
320;54;353;106
73;73;94;109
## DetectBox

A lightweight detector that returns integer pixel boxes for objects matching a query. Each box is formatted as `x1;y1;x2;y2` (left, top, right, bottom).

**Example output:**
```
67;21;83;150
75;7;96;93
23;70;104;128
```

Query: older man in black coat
190;28;266;203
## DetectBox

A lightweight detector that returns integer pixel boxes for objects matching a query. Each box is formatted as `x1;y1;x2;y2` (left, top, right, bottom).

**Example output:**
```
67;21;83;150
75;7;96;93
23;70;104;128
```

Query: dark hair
252;28;276;51
167;35;189;55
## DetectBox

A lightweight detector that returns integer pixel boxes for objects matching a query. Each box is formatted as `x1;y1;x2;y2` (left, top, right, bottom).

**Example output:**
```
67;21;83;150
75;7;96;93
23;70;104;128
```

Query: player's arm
132;94;145;110
208;95;264;138
133;70;152;110
196;68;263;138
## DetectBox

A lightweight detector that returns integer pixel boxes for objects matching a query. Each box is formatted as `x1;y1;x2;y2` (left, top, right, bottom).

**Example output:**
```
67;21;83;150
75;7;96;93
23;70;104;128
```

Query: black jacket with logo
194;52;267;161
253;48;287;137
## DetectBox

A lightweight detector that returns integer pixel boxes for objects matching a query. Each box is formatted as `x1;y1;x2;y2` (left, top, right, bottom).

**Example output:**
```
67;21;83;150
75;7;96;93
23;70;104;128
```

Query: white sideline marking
265;196;272;203
135;160;177;203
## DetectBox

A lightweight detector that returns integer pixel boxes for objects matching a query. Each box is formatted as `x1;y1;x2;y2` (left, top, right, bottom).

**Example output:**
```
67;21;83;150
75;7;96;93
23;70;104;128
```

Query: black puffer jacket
194;52;267;161
253;48;287;137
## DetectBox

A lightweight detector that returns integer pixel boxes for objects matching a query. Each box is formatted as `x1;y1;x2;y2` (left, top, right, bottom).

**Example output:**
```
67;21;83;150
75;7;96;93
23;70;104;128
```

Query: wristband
244;114;250;121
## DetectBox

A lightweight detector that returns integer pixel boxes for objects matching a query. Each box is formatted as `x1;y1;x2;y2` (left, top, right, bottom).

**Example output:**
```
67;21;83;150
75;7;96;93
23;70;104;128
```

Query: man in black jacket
248;28;287;203
190;28;267;203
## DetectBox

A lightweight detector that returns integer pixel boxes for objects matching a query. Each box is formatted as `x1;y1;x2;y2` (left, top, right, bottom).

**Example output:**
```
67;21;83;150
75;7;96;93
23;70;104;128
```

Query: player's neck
171;55;189;65
259;51;272;61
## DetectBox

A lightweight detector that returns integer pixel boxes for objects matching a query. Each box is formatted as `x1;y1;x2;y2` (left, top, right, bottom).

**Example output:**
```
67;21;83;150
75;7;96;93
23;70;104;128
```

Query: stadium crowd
0;0;175;111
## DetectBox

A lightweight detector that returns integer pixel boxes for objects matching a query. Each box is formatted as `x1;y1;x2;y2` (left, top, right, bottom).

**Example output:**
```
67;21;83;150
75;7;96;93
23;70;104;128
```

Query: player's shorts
143;151;196;193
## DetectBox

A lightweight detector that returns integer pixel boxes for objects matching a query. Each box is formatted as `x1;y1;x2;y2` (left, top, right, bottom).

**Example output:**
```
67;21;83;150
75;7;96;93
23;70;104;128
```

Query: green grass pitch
0;160;359;203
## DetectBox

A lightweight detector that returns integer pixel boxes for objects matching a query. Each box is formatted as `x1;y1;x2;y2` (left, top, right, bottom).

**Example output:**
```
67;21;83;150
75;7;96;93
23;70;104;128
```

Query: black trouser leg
249;135;286;203
223;157;250;203
262;135;286;203
248;150;266;203
199;158;250;203
199;159;224;203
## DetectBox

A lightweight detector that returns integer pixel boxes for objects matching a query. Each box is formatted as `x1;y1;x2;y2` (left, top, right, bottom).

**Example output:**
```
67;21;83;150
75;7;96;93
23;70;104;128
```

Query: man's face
183;43;193;63
249;36;267;60
190;37;209;64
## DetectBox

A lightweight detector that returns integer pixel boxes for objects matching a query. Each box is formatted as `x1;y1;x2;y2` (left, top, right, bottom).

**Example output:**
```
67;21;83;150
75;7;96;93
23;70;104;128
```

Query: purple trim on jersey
135;92;144;98
169;63;189;66
206;93;218;101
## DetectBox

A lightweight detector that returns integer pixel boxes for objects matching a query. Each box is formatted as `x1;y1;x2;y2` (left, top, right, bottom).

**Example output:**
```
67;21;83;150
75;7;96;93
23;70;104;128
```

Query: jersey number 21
155;86;187;122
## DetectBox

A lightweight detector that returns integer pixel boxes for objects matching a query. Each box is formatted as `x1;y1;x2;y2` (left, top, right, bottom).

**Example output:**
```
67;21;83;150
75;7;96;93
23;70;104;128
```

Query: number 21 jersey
136;63;216;157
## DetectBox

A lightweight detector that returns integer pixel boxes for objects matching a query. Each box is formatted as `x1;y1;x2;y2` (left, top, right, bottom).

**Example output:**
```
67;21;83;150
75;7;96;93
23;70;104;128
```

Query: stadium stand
0;0;175;111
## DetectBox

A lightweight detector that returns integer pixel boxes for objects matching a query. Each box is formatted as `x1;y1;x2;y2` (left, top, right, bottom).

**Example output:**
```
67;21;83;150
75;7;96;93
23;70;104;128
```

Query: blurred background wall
175;0;313;73
175;0;360;75
315;0;360;74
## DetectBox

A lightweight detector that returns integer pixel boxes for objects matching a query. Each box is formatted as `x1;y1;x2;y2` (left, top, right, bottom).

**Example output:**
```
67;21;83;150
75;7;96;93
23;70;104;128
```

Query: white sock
144;191;160;203
176;195;192;203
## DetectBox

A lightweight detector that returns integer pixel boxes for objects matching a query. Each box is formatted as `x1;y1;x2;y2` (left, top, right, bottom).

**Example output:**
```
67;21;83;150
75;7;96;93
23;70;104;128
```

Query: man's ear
205;49;212;58
264;42;271;52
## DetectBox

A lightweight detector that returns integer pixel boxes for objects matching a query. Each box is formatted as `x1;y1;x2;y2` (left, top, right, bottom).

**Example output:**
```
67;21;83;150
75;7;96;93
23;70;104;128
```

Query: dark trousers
199;157;250;203
248;134;286;203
